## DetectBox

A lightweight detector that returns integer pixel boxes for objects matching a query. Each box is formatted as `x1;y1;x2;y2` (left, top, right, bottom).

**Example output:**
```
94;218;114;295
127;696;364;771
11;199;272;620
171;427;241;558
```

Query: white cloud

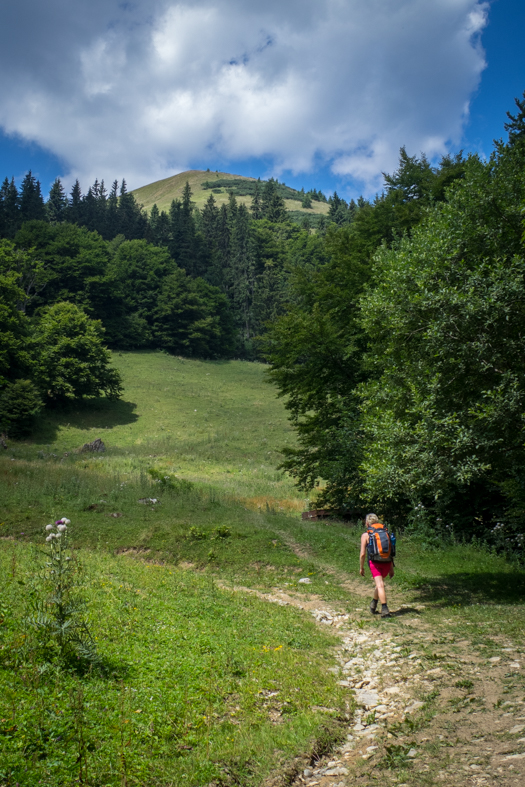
0;0;488;195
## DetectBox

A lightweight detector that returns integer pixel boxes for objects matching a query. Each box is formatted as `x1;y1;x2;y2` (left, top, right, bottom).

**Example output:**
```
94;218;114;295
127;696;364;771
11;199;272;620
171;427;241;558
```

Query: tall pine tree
19;171;46;223
0;177;20;237
46;178;67;223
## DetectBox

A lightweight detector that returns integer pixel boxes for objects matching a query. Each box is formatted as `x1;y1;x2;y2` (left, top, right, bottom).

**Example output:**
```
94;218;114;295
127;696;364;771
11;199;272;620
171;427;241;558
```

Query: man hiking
359;513;394;618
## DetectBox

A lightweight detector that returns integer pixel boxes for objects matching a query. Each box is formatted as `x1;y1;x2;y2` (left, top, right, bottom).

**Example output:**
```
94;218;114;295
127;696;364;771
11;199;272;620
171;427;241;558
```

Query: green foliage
0;379;42;437
263;220;374;514
14;220;110;312
33;302;123;402
264;113;525;543
201;177;304;203
153;269;236;357
0;253;34;385
147;467;195;493
359;144;525;538
301;193;312;209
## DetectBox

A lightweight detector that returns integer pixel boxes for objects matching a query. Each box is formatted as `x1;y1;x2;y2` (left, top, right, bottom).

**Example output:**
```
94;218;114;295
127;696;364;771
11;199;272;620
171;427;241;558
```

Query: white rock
407;748;417;758
509;724;525;734
488;657;501;663
324;766;348;776
355;689;379;707
503;753;525;761
299;577;312;584
509;662;521;669
339;743;355;753
303;768;313;777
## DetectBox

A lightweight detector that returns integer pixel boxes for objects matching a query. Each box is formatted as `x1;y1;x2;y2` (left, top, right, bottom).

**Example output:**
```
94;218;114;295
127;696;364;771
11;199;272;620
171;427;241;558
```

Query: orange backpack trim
367;522;392;562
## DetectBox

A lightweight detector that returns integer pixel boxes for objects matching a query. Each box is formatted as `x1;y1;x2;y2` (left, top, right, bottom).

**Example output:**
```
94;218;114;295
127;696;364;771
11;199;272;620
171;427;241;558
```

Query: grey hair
366;513;379;525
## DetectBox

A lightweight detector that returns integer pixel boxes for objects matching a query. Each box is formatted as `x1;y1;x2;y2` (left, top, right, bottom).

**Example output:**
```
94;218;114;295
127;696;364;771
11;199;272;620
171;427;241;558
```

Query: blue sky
0;0;523;200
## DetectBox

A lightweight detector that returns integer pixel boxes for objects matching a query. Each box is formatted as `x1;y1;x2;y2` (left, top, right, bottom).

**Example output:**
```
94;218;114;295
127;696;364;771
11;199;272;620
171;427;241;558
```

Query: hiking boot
381;605;391;618
370;599;379;615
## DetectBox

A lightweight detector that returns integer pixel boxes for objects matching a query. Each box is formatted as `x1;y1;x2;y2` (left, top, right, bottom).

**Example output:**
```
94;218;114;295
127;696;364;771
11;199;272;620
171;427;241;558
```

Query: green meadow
1;351;525;786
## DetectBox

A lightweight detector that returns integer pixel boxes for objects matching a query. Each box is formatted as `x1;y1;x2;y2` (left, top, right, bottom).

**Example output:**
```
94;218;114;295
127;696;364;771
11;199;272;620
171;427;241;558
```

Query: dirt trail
274;529;406;603
218;571;525;787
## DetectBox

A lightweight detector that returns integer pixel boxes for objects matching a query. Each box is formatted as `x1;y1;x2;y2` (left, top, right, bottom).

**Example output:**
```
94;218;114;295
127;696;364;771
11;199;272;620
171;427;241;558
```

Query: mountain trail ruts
217;580;525;787
274;529;403;603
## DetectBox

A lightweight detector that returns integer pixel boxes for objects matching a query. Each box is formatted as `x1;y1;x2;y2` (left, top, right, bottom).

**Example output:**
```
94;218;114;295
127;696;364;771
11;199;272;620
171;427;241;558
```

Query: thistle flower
57;524;67;532
46;534;53;542
45;524;54;532
56;518;70;525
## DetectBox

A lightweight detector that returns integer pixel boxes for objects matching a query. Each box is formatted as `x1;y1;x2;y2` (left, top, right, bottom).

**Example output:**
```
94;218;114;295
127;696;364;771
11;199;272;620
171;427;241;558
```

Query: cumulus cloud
0;0;488;193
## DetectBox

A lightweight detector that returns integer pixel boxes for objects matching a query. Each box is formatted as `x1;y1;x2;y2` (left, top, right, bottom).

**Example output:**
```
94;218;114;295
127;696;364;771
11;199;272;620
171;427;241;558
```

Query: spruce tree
251;180;262;220
215;203;231;288
156;210;171;247
261;178;276;217
47;178;67;223
147;203;161;244
301;193;312;209
179;182;197;275
117;179;137;238
504;89;525;145
168;198;182;262
106;180;119;238
67;180;83;225
82;186;98;231
227;191;238;222
96;179;108;237
267;191;287;223
229;203;255;343
0;177;20;237
19;171;46;223
201;193;219;245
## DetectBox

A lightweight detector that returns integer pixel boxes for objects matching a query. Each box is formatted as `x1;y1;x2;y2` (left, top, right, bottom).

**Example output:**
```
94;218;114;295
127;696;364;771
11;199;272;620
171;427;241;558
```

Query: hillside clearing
1;352;524;786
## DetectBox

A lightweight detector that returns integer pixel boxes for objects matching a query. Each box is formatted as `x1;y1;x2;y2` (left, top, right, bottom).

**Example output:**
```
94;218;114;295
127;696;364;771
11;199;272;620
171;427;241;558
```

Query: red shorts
369;560;392;578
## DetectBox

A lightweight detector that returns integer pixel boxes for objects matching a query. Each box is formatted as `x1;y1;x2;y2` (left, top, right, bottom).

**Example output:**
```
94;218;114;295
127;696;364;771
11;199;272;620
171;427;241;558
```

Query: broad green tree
359;140;525;536
33;302;122;402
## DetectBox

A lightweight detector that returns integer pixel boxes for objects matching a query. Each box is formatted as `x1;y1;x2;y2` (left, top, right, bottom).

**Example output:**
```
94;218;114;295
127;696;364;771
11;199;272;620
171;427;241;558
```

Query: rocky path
222;581;525;787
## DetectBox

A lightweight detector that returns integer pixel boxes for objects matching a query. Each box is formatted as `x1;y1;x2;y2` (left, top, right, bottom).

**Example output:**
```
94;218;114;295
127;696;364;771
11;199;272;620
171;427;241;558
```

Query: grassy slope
1;352;525;786
131;169;330;219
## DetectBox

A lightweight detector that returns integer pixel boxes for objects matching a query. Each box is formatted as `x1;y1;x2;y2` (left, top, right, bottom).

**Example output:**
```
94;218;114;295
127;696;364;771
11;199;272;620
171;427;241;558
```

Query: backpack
367;522;395;562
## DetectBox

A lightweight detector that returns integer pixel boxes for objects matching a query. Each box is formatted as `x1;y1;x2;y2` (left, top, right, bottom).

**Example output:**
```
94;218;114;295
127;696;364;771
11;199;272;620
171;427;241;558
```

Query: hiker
359;513;394;618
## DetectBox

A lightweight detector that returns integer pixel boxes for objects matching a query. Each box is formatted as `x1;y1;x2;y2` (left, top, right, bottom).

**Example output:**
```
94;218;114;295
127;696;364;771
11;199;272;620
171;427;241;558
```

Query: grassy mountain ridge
132;168;330;219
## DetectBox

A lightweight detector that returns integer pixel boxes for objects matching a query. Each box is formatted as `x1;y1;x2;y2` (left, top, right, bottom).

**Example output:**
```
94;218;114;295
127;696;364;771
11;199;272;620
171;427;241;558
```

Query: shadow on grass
32;398;139;443
391;607;421;617
408;571;525;607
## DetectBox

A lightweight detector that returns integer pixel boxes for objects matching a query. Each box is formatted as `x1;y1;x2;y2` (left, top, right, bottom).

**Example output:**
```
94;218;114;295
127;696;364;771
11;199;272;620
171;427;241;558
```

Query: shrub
0;378;42;437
